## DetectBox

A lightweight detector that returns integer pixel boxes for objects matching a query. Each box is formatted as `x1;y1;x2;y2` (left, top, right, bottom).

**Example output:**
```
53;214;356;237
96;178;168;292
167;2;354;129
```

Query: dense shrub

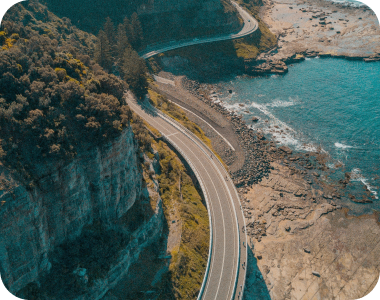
0;1;132;182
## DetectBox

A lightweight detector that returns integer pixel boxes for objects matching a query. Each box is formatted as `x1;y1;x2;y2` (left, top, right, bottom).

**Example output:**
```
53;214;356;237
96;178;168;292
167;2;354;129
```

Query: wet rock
248;60;288;76
312;271;321;277
279;146;292;155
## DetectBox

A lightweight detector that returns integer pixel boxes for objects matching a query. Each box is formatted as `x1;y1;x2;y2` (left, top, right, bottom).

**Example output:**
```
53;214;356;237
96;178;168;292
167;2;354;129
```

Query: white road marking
128;98;241;300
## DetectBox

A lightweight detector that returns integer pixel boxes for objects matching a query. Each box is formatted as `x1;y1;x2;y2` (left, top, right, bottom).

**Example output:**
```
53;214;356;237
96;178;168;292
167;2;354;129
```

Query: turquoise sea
217;58;380;215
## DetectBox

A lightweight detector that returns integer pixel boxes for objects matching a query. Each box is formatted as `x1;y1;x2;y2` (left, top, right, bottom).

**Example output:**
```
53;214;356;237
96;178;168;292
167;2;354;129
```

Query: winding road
126;94;247;300
133;2;260;299
139;0;258;59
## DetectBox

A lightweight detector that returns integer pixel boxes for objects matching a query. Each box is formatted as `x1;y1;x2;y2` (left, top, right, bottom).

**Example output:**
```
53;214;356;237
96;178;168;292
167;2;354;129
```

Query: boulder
279;146;292;155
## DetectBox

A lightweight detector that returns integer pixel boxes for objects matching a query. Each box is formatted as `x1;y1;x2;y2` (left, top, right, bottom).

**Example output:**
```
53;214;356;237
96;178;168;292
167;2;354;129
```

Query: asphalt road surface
139;0;258;59
126;94;248;300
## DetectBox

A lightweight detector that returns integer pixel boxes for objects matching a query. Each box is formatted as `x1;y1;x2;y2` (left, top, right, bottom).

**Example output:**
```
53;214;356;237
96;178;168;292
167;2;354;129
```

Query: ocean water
217;58;380;215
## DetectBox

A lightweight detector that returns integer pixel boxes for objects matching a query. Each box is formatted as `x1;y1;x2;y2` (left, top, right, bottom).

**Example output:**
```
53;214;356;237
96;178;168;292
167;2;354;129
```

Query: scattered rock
249;60;288;76
312;271;321;277
279;146;292;155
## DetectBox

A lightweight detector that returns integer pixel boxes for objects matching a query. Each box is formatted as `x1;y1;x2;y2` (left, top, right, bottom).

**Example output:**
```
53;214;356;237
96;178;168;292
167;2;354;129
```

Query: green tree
94;30;112;71
103;17;115;44
121;47;148;99
116;23;130;60
130;13;143;50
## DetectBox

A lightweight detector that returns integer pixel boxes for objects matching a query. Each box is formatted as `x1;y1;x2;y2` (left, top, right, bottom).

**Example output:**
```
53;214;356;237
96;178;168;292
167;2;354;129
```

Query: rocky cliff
44;0;241;46
138;0;242;43
0;126;164;299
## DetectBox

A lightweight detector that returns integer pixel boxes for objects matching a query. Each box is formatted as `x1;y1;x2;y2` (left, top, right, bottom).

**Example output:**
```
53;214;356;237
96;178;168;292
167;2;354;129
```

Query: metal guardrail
135;0;255;296
130;100;214;300
139;99;246;300
138;1;258;59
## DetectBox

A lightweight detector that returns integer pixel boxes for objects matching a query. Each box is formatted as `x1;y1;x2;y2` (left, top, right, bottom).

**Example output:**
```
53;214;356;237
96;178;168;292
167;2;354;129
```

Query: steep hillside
43;0;242;49
0;2;211;299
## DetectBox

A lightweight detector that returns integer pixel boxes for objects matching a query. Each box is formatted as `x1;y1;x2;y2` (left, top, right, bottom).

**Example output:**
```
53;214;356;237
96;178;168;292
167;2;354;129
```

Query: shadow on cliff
243;244;271;300
148;28;267;84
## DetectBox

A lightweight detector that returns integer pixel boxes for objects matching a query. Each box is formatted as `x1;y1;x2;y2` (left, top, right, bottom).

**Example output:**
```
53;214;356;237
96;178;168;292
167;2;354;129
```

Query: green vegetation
44;0;241;51
153;139;209;300
94;17;148;99
233;0;277;59
148;89;228;170
0;2;133;184
130;105;211;300
153;0;276;67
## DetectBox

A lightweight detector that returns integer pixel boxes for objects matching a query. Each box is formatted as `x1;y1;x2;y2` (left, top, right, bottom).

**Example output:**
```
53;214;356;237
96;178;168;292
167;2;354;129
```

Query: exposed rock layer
0;127;164;299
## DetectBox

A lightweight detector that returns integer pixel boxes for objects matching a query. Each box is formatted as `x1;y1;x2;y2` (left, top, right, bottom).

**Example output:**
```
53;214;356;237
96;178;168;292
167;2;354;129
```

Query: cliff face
137;0;242;43
43;0;241;45
0;126;164;299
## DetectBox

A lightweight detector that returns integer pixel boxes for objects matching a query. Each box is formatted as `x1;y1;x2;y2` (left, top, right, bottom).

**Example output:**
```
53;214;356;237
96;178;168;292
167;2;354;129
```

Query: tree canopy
0;1;132;183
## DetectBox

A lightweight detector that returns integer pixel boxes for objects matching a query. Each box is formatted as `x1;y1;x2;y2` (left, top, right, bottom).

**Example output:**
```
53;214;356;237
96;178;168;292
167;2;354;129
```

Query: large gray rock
0;126;164;299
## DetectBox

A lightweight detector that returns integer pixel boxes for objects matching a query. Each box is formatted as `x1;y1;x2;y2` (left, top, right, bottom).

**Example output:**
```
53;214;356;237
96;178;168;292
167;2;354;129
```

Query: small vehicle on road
193;38;199;41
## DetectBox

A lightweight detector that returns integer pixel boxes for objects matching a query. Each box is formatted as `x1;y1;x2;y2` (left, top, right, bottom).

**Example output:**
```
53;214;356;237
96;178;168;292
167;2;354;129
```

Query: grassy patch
148;89;228;170
153;140;210;300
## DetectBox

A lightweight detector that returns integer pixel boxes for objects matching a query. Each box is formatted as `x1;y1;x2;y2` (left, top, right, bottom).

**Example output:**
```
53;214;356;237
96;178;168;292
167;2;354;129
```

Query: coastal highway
126;94;247;300
139;0;259;59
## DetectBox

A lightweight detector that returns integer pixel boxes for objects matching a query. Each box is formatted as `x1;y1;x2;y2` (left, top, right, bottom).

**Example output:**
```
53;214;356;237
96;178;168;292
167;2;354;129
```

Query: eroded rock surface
242;163;380;300
0;127;164;299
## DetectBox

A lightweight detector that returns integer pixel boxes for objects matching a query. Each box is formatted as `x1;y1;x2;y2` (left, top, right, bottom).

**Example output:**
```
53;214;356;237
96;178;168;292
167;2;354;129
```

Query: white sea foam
335;142;354;149
241;100;318;152
350;168;379;199
267;98;298;108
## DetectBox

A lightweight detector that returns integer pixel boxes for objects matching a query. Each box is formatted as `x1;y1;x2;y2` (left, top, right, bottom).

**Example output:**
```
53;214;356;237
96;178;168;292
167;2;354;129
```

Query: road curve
126;93;247;300
139;0;259;59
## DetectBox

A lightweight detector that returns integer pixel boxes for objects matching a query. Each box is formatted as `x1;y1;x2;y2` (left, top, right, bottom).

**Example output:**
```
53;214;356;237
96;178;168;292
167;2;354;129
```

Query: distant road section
139;0;258;59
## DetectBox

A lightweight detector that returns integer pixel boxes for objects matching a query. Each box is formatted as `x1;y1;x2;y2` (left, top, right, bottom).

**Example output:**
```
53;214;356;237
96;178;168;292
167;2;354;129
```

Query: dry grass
153;140;209;300
148;89;228;171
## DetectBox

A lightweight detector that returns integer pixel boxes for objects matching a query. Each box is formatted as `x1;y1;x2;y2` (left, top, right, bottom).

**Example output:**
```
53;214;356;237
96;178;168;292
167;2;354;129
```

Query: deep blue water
217;58;380;215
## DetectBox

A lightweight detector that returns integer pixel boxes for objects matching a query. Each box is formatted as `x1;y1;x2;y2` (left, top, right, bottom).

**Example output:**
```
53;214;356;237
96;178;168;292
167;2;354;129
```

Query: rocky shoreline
148;0;380;298
239;0;380;76
149;71;380;300
254;0;380;74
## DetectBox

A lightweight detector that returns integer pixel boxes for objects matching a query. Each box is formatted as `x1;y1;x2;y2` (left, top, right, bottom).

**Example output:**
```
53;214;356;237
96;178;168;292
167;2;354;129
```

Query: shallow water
216;58;380;215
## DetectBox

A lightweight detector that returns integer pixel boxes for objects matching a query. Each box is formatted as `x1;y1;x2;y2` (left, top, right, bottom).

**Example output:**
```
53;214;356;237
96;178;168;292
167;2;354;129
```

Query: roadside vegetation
148;89;228;170
154;139;209;300
149;0;277;70
233;0;277;59
130;112;210;299
0;1;151;185
44;0;241;50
